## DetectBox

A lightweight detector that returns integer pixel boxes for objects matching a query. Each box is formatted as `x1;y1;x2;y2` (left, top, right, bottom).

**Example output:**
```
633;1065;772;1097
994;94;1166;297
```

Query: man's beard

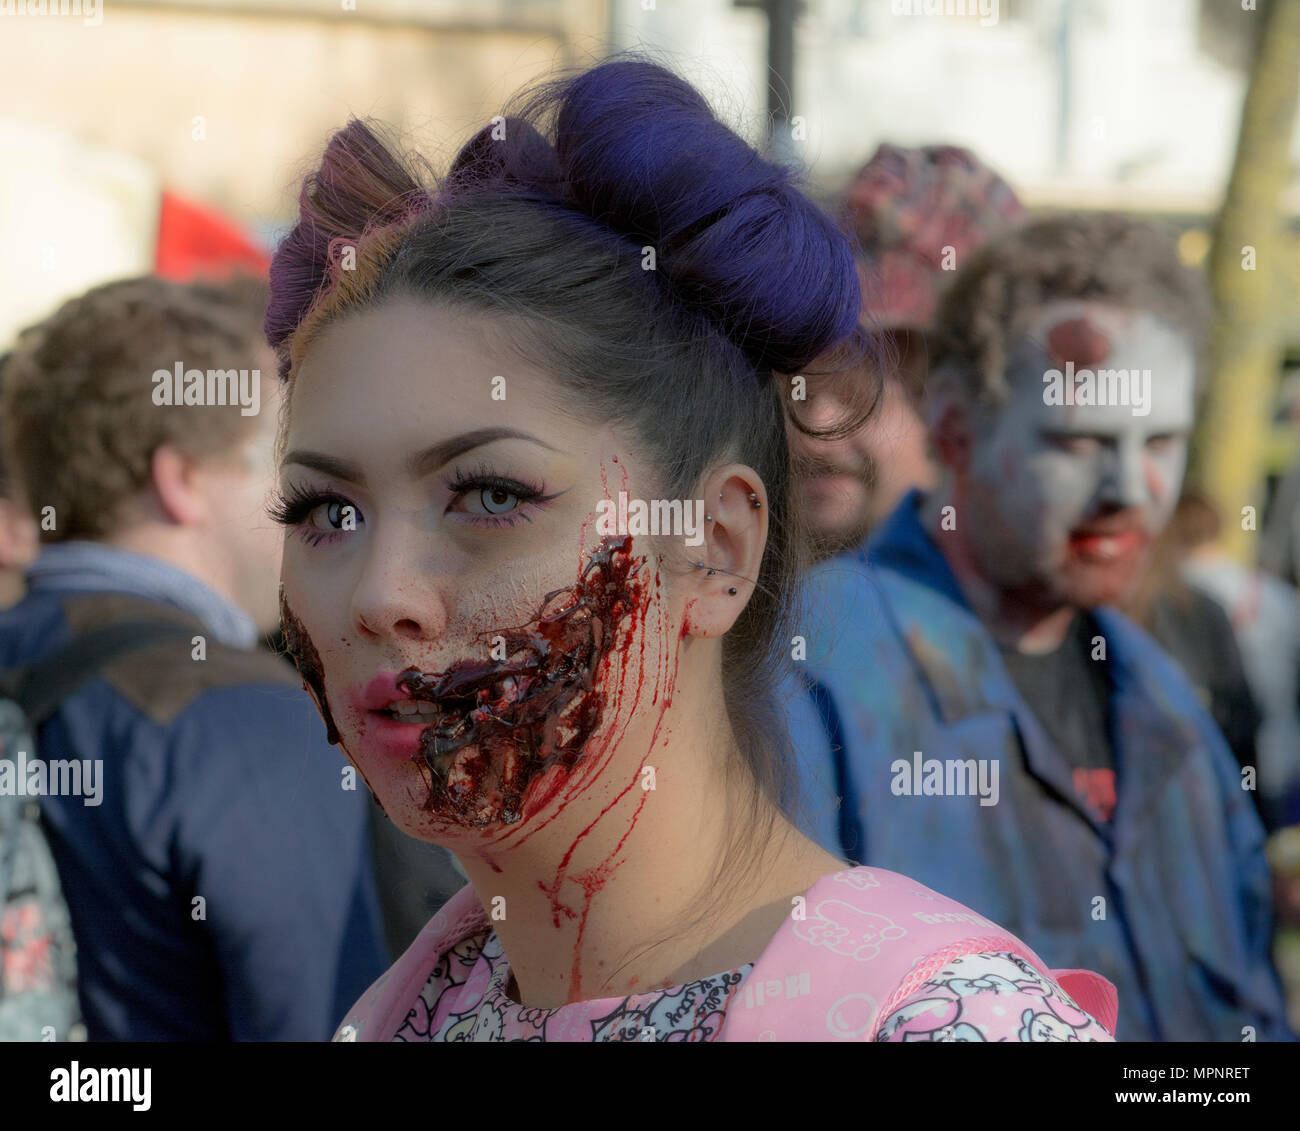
792;450;878;563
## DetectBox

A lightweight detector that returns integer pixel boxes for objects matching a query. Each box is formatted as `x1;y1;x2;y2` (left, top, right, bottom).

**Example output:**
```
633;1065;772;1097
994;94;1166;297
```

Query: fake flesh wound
396;534;649;827
284;535;681;1002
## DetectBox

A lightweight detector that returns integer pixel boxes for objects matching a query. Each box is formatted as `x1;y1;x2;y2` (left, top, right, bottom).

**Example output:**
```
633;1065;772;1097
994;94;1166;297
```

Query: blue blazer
0;589;389;1041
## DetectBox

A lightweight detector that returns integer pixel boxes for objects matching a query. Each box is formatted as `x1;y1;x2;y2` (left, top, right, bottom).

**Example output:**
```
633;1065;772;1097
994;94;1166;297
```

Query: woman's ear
679;464;768;640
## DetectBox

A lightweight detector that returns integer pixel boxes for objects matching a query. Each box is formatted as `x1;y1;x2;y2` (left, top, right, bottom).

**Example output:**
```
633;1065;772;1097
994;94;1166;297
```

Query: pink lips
347;671;433;761
350;671;414;713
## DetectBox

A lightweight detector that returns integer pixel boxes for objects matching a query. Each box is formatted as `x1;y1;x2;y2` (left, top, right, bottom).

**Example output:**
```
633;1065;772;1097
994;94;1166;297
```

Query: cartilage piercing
728;587;738;595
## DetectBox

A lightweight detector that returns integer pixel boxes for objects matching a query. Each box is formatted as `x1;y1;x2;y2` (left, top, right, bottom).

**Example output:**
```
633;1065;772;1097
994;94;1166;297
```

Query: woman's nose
349;523;449;643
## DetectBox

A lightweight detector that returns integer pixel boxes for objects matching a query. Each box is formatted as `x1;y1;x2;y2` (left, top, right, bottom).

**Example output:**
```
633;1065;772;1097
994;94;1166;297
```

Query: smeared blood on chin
280;590;343;746
397;534;647;828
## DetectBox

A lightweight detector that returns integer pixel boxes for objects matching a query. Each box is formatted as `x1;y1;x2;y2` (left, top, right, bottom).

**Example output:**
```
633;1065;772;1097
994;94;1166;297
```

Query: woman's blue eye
313;500;354;529
480;486;518;515
443;471;557;524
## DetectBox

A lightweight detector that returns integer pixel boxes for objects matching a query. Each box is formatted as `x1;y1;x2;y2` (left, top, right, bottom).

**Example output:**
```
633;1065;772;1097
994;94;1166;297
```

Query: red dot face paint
1046;317;1112;371
381;533;649;828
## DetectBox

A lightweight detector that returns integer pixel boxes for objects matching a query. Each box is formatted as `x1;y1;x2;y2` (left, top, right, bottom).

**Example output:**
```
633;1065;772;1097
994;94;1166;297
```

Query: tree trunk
1192;0;1300;564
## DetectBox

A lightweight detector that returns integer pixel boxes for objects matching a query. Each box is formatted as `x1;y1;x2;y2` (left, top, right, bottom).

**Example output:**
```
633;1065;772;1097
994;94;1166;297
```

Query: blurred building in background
3;1;1293;223
1;0;1297;445
0;0;603;346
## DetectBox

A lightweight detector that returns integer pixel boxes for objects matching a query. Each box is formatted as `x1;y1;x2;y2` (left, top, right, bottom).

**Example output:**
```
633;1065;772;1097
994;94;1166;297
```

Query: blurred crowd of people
1;137;1297;1041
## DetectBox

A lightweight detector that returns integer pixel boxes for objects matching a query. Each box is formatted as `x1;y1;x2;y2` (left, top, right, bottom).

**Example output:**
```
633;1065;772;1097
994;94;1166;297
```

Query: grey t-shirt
998;612;1116;822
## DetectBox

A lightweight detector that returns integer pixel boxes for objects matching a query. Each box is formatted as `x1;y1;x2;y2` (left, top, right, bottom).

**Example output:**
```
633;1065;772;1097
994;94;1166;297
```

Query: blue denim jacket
784;491;1294;1041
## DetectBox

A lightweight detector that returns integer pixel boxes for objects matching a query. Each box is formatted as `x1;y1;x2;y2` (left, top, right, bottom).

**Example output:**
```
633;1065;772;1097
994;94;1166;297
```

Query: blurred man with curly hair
0;276;387;1040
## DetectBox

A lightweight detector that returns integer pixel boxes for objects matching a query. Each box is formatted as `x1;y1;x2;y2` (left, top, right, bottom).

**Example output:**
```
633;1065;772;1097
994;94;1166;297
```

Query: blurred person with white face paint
786;213;1295;1042
791;144;1024;560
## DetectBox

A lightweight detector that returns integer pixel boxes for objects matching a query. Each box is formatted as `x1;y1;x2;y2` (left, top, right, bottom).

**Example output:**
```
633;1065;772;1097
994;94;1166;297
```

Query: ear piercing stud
716;491;760;509
728;587;738;595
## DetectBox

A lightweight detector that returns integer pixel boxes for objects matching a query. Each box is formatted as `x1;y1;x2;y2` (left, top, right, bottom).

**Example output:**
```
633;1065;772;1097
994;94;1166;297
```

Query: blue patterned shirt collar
24;541;260;650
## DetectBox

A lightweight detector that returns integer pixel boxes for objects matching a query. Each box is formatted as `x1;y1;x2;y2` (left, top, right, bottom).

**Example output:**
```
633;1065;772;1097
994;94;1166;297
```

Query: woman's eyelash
444;465;562;519
447;472;539;498
266;468;561;542
267;482;354;528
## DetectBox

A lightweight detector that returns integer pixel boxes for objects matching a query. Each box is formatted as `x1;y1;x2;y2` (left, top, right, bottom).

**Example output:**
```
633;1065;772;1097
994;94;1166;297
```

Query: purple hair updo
265;53;873;875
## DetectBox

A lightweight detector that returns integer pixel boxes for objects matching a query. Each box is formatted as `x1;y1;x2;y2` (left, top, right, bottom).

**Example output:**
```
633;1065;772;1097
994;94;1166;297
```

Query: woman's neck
451;718;844;1009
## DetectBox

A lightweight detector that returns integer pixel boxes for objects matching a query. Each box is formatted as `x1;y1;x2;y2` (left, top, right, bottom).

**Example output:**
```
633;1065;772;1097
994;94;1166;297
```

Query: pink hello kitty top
333;866;1118;1042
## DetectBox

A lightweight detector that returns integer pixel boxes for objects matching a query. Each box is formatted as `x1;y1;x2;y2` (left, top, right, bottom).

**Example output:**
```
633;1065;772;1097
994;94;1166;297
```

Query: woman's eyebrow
281;451;366;485
405;428;560;478
281;428;560;485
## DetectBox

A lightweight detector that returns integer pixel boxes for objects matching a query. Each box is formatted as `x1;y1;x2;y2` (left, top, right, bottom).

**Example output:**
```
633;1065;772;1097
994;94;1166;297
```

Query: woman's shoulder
873;949;1115;1042
720;866;1116;1041
334;883;488;1042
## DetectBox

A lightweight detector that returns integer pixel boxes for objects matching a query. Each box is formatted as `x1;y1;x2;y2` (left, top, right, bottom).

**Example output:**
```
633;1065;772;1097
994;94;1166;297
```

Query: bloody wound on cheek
396;534;647;827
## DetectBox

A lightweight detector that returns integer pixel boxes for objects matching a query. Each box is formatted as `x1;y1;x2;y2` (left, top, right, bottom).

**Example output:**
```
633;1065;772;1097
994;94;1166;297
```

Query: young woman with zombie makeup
266;58;1117;1042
